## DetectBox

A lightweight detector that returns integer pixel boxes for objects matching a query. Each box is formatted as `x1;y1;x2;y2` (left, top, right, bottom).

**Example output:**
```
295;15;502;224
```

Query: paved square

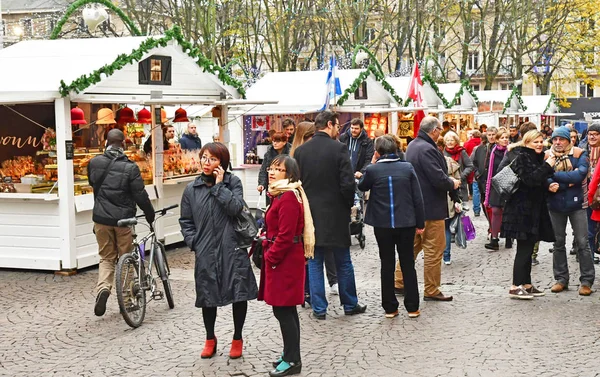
1;213;600;376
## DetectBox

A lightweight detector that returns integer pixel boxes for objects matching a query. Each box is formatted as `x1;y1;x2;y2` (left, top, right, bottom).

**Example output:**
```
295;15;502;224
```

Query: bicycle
115;204;178;328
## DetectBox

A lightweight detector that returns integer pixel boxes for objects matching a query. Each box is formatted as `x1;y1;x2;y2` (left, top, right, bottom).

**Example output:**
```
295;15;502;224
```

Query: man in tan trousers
88;129;155;316
394;117;459;301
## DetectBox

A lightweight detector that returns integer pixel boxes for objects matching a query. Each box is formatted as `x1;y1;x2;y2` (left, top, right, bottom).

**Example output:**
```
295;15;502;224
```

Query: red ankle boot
201;337;217;359
229;338;243;359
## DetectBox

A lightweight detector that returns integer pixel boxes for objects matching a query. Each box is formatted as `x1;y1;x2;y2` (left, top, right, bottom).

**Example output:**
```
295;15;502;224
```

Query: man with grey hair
179;122;202;151
394;116;460;301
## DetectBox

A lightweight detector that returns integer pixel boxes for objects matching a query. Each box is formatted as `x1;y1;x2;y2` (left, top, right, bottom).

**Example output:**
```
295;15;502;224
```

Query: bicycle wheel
154;242;174;309
116;252;146;328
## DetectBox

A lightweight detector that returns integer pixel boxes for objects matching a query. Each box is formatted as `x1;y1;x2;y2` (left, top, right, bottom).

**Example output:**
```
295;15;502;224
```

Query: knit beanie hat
588;122;600;134
551;126;571;142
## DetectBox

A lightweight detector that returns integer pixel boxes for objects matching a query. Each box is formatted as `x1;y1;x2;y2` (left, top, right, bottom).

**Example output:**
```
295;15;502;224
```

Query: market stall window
355;82;368;100
139;55;172;85
0;104;57;194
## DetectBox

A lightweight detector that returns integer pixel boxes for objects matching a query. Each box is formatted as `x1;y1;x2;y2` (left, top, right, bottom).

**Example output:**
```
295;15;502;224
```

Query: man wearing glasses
580;123;600;264
394;116;460;301
294;110;367;319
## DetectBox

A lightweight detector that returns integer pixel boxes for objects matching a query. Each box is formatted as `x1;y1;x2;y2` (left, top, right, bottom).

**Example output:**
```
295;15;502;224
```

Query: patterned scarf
484;144;506;207
549;143;574;172
268;179;315;259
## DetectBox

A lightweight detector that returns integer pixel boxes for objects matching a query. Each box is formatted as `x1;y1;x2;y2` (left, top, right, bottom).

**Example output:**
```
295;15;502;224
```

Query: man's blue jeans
308;246;359;315
472;182;481;215
443;218;452;262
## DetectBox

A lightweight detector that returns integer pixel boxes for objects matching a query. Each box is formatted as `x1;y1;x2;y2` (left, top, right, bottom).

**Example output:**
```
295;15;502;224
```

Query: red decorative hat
173;107;190;123
70;107;87;125
116;106;137;124
137;108;152;124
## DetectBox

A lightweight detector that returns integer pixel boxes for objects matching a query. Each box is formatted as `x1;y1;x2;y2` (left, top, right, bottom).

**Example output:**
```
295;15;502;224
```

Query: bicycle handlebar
135;204;179;219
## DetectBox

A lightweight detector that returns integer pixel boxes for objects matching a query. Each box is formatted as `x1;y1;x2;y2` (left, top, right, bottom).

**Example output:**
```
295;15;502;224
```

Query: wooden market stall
473;88;526;128
230;67;405;205
0;29;245;271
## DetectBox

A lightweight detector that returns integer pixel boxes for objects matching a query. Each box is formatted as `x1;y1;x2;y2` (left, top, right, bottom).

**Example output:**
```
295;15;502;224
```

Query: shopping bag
449;214;461;235
455;213;468;249
461;214;476;241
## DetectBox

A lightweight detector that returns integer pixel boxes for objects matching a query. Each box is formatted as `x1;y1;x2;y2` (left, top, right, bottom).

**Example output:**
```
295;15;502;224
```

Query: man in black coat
338;118;375;178
88;129;155;317
294;110;367;319
394;116;460;301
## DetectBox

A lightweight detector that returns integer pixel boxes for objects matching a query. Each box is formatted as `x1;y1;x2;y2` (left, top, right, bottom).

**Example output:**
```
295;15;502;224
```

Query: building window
580;81;594;97
500;83;513;91
364;28;376;43
468;51;479;72
471;84;480;91
139;55;172;85
470;20;481;43
1;20;6;36
22;19;33;37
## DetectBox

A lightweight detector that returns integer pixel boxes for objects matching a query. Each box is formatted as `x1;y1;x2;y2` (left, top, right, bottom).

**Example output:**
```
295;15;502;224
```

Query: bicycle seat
117;218;138;227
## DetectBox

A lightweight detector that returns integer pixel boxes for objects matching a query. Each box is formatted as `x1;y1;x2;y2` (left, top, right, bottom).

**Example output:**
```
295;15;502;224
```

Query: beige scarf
548;143;574;172
268;179;315;259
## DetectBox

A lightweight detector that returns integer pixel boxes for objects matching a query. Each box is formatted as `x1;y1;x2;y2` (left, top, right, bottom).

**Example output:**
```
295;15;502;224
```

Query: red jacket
464;137;481;157
464;137;481;184
258;191;305;306
589;160;600;222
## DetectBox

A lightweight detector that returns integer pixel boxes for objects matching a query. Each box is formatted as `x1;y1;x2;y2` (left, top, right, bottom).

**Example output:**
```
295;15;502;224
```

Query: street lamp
82;6;108;31
351;45;385;77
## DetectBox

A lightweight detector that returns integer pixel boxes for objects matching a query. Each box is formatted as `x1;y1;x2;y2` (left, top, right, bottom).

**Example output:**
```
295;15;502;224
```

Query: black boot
505;238;513;249
485;238;500;251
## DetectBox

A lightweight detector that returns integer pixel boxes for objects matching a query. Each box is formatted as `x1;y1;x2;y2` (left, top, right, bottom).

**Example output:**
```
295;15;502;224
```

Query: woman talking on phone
179;143;258;359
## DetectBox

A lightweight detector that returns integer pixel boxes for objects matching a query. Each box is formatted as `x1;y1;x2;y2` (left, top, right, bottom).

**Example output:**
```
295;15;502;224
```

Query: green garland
59;25;246;99
421;74;450;108
50;0;142;40
336;64;403;106
543;93;557;114
503;86;527;114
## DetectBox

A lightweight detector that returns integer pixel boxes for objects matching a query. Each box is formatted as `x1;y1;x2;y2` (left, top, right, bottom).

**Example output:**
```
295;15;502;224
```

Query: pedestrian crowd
87;111;600;376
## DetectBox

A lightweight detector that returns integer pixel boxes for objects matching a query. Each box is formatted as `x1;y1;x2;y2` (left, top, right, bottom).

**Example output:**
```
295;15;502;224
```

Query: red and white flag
407;61;426;138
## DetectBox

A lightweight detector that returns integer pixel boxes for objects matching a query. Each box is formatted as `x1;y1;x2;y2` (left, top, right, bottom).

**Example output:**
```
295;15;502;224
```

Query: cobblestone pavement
2;210;600;377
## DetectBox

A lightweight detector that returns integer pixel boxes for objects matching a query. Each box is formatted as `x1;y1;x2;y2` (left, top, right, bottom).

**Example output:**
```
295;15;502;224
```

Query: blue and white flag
319;56;342;111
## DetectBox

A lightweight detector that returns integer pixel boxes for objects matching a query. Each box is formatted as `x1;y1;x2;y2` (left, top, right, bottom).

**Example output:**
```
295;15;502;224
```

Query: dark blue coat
179;133;202;151
405;130;454;221
358;155;425;229
546;147;589;213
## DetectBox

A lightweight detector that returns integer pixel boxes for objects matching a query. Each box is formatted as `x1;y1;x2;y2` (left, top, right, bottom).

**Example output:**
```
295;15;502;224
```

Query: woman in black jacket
358;135;424;318
501;130;556;299
258;132;292;205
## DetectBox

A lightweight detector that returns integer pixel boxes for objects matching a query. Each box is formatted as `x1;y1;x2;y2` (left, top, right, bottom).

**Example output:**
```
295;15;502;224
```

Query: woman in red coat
258;154;313;377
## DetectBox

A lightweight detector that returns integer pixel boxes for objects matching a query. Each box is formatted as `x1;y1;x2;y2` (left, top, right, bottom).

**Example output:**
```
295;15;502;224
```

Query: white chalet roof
521;95;558;115
387;76;444;109
0;36;240;104
474;90;524;112
243;69;399;115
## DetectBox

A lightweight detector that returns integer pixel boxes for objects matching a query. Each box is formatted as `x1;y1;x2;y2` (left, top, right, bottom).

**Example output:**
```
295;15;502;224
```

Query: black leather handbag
234;201;259;249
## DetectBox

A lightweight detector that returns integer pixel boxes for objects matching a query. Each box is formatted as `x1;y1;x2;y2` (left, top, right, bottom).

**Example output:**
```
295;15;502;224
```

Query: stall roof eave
0;32;243;102
231;105;322;116
336;106;428;113
0;91;59;104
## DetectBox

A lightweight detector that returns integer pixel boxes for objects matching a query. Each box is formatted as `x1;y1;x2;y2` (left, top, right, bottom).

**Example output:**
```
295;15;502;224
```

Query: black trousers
513;236;537;286
272;306;301;363
374;227;419;313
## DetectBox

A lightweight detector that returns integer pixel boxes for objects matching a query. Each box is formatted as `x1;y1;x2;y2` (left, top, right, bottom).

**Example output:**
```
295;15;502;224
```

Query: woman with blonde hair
442;131;473;202
502;130;556;299
484;127;511;251
290;122;316;157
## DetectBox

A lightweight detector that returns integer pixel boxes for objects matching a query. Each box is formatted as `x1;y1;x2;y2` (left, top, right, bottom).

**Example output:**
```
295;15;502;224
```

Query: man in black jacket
338;118;375;178
294;110;367;320
88;129;155;317
394;116;460;301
